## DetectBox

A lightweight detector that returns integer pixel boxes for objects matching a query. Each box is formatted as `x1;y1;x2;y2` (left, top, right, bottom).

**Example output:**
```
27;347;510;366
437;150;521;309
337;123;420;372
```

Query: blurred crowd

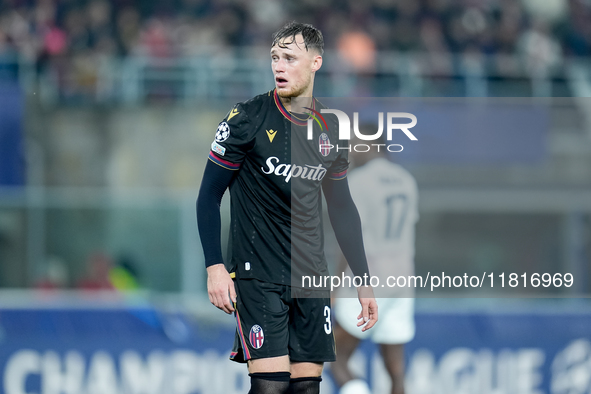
35;251;141;291
0;0;590;100
0;0;589;62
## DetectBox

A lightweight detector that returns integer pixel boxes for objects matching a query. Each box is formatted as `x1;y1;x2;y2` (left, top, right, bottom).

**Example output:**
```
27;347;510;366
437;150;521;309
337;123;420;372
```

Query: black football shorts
230;277;336;363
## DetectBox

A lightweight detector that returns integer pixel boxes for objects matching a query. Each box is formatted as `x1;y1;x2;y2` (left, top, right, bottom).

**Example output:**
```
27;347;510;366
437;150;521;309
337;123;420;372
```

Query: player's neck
278;88;314;113
280;97;313;113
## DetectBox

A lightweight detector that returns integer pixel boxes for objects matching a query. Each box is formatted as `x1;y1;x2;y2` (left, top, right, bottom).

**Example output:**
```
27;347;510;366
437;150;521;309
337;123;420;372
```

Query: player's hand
356;286;378;332
206;264;237;314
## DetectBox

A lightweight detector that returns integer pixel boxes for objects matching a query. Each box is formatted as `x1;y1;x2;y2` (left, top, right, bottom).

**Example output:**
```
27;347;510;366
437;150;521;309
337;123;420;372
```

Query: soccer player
331;132;419;394
197;22;378;394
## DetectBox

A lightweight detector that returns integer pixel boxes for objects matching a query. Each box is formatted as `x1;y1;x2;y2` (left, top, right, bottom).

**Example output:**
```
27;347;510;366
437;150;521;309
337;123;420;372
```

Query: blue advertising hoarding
0;82;24;186
1;302;590;394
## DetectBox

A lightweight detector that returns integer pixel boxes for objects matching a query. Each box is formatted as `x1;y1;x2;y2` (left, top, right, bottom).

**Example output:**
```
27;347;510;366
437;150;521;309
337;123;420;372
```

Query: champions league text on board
306;110;418;153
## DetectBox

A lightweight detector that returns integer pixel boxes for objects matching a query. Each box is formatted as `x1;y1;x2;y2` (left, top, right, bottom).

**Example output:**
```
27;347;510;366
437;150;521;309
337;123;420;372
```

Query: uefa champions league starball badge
215;122;231;142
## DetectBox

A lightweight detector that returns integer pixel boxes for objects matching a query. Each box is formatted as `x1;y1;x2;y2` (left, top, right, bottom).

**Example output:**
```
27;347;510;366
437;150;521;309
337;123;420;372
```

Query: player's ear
311;54;322;73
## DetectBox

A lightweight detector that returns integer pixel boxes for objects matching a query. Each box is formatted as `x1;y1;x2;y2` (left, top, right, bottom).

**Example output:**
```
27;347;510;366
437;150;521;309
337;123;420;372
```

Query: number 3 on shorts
324;306;332;334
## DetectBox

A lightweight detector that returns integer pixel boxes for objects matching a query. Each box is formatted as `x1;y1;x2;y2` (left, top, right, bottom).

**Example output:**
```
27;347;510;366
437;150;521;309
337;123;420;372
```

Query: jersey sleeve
328;141;349;180
208;103;252;170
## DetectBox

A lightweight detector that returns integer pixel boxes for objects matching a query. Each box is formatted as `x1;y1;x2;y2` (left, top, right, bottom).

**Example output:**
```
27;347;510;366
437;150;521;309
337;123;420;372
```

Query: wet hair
272;21;324;55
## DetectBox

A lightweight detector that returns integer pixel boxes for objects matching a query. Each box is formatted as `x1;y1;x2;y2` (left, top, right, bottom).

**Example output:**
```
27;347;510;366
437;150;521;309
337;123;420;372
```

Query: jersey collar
273;89;315;127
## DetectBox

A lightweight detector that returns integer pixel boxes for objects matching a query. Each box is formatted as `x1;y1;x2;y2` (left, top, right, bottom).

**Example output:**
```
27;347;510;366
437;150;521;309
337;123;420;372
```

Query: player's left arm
322;177;378;331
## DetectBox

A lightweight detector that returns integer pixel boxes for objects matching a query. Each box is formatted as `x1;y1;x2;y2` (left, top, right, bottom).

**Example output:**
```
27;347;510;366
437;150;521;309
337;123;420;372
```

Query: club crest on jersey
319;133;331;157
215;122;231;142
249;325;264;349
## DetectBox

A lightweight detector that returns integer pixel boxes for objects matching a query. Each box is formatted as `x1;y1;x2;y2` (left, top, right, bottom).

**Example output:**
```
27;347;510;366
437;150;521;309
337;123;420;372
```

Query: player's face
271;34;322;98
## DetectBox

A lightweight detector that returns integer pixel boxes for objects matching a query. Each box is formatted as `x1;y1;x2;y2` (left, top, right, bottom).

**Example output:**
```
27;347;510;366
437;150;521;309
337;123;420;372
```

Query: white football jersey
348;157;418;279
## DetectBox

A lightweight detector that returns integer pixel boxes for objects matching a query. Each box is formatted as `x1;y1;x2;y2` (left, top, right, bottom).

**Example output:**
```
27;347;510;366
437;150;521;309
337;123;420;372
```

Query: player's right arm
197;160;237;314
196;104;252;314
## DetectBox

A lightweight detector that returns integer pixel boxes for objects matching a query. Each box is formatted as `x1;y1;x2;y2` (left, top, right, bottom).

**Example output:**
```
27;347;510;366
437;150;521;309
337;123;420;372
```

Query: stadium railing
1;50;591;104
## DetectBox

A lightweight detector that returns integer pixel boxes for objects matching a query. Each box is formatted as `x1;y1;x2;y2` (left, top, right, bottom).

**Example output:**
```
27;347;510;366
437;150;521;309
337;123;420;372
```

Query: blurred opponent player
332;132;419;394
197;22;378;394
